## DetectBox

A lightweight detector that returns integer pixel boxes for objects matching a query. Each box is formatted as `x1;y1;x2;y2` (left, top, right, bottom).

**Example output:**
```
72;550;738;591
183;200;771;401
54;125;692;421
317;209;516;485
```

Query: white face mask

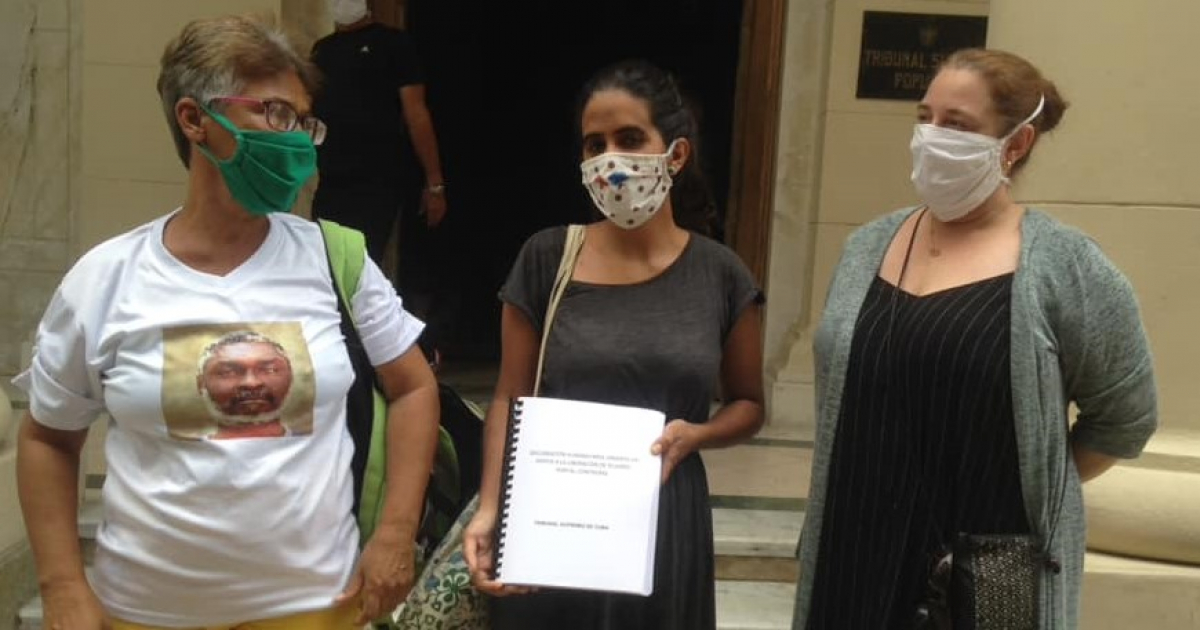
329;0;369;25
910;96;1044;221
580;141;679;230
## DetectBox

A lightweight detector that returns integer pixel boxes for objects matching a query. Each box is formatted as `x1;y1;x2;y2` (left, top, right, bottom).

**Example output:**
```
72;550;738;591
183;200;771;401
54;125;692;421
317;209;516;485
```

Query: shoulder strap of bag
320;219;466;556
319;219;366;308
318;220;389;540
533;224;586;396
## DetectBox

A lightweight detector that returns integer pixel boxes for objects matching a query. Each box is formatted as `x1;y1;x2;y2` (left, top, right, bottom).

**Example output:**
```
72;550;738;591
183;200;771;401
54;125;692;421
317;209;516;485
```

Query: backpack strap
320;219;365;307
534;224;586;396
319;220;464;556
318;220;389;541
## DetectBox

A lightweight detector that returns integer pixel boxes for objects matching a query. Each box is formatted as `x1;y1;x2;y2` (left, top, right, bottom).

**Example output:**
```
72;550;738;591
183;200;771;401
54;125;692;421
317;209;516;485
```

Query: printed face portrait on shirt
197;332;294;437
162;322;315;440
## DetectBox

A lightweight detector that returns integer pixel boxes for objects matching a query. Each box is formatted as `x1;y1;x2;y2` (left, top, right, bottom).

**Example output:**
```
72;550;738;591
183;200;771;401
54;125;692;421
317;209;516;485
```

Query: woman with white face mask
462;60;765;630
793;49;1157;630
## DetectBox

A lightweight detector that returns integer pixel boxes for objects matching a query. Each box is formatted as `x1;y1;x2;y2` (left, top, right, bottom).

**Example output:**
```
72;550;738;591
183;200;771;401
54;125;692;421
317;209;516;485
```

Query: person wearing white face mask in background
792;49;1157;630
462;59;765;630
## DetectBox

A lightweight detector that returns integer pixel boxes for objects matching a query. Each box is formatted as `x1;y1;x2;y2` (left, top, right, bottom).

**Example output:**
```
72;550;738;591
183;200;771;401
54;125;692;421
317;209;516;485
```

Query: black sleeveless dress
806;273;1030;629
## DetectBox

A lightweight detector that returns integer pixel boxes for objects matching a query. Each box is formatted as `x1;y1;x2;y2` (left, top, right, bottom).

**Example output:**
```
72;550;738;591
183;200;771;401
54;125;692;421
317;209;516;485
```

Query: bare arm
399;85;443;186
341;345;440;623
1072;442;1119;483
18;414;108;628
399;84;447;226
375;345;441;541
18;415;89;589
465;304;538;595
478;305;538;515
652;304;765;480
400;85;443;185
694;303;766;448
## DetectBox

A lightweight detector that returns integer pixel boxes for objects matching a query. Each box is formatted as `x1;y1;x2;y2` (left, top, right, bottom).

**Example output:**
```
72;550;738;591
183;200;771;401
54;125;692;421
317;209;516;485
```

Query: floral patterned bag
392;494;488;629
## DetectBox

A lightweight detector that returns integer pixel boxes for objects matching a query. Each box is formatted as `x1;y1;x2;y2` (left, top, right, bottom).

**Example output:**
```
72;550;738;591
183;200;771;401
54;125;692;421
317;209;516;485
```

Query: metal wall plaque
857;11;988;101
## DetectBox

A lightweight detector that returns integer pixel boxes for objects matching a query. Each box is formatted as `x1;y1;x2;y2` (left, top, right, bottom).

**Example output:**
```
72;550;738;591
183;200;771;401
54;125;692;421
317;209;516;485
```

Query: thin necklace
926;209;942;257
929;202;1024;257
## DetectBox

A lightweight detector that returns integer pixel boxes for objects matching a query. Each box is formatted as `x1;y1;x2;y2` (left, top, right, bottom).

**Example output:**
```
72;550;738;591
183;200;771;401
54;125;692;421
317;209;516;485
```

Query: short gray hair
156;14;320;167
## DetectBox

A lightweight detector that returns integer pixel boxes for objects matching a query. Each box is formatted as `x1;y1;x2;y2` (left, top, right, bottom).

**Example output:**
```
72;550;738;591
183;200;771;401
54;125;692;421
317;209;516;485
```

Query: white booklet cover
494;396;665;595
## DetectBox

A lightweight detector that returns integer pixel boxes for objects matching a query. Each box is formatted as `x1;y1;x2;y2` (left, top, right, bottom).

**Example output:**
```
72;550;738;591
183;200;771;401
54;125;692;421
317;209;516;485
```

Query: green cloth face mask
197;105;317;216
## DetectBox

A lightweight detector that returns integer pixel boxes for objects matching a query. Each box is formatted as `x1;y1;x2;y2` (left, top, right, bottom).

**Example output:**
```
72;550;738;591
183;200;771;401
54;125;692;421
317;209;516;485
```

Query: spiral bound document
495;396;665;595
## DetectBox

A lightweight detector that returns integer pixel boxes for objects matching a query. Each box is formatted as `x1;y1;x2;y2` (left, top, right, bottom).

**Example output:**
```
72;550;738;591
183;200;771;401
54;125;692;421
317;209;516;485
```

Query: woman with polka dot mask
464;59;766;630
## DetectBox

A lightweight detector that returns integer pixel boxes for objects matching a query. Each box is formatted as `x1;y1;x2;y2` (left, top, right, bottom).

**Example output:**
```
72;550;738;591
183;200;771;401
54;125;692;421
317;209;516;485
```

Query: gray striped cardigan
792;208;1158;629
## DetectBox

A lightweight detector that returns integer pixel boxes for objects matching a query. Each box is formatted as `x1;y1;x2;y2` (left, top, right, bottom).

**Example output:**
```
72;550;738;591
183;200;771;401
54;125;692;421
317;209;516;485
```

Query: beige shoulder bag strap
533;224;586;396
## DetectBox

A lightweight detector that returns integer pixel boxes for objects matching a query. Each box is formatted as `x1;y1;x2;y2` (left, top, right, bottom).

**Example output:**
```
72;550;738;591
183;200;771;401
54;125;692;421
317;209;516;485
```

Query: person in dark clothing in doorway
312;0;448;359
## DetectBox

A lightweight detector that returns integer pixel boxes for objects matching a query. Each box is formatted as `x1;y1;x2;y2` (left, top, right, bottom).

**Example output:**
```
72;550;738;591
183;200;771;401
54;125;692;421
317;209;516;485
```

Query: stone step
713;506;802;583
1079;551;1200;630
715;580;797;630
713;507;802;558
705;434;805;621
704;428;808;586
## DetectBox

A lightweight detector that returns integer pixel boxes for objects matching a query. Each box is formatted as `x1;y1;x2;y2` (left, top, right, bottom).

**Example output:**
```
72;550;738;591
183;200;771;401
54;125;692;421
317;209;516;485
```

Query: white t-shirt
13;211;424;626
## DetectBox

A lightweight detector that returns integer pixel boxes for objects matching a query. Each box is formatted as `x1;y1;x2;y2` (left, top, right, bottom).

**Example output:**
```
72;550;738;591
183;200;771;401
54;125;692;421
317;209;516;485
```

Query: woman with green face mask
14;14;441;630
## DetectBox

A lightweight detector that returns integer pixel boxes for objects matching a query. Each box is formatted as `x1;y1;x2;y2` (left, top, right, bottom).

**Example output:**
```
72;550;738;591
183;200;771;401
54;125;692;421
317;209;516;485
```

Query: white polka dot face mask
580;140;679;230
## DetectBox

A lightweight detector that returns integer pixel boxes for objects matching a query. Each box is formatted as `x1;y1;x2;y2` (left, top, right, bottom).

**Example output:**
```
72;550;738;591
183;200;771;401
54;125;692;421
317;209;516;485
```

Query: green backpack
319;220;462;553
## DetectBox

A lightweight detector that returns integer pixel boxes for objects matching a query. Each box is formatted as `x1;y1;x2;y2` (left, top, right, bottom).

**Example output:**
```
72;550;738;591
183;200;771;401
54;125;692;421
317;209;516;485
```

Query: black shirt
311;24;423;182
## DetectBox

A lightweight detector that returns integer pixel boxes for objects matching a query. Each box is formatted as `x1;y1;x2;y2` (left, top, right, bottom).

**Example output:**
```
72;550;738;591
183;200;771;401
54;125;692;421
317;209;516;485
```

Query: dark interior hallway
403;0;745;361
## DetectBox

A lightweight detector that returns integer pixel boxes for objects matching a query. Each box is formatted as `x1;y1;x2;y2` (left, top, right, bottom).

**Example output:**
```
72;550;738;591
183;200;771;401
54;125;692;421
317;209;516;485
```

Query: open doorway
397;0;776;365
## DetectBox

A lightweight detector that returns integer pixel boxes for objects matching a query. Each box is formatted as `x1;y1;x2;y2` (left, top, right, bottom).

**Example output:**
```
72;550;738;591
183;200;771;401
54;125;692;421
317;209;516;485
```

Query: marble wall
74;0;328;246
990;0;1200;441
0;0;78;380
78;0;283;256
0;0;78;615
765;0;989;433
760;0;832;429
282;0;332;53
991;0;1200;567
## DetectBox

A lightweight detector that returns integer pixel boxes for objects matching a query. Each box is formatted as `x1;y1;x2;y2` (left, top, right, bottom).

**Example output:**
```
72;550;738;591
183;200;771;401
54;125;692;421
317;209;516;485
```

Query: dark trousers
312;181;404;265
312;178;450;357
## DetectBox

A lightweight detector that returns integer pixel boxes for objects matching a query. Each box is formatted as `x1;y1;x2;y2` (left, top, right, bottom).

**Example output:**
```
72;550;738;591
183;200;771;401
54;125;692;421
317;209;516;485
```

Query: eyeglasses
208;96;327;146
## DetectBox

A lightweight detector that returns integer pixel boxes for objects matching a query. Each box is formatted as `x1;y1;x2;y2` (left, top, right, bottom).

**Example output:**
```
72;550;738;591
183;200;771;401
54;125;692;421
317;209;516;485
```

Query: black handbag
910;442;1067;630
946;532;1059;629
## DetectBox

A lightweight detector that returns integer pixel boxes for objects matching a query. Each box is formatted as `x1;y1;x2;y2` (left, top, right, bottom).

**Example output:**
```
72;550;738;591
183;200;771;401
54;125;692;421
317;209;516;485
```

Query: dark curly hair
576;60;717;234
